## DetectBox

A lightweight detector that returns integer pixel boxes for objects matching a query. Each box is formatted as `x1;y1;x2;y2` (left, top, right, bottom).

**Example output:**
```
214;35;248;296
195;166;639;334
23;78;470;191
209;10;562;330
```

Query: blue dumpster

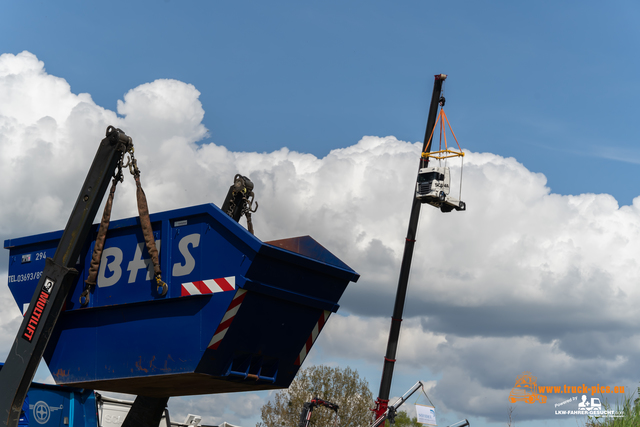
5;204;359;397
1;363;98;427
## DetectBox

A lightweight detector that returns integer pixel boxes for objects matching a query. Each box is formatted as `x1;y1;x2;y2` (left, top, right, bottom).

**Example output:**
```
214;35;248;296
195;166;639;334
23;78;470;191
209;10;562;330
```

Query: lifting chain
81;126;166;306
241;189;258;236
224;174;258;235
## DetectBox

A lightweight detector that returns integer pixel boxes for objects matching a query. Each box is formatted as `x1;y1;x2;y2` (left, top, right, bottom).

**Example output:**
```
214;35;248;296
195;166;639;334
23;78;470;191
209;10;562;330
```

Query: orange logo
509;372;547;404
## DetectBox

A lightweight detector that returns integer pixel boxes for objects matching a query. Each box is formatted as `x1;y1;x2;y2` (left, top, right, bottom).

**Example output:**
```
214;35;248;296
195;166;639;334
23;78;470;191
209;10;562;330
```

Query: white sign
415;404;436;426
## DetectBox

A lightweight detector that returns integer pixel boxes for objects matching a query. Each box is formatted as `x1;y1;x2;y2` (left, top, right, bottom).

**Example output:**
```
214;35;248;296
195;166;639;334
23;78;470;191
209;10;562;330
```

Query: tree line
258;365;421;427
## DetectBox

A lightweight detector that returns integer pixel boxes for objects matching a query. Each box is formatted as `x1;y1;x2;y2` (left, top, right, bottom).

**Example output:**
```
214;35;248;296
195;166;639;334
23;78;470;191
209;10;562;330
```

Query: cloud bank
1;51;639;425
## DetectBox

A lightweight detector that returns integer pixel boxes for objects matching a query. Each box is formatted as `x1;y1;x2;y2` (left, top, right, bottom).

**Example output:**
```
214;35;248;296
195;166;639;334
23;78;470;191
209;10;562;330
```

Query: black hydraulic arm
299;397;339;427
0;126;132;427
373;75;446;420
221;174;258;235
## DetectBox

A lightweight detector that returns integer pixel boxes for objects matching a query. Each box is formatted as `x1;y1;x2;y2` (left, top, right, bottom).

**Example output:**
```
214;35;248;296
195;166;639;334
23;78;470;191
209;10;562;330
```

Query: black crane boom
0;127;132;427
373;74;447;420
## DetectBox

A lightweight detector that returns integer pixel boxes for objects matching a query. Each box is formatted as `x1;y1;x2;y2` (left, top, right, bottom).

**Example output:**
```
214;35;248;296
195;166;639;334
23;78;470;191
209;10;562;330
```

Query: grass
584;387;640;427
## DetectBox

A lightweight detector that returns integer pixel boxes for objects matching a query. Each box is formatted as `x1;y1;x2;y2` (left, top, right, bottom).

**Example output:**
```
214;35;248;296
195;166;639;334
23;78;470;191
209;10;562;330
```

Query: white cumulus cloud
1;51;639;426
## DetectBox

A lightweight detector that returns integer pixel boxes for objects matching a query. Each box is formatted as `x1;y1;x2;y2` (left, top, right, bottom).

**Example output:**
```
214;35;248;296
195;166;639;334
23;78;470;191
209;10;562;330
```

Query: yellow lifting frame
421;107;464;160
421;149;465;160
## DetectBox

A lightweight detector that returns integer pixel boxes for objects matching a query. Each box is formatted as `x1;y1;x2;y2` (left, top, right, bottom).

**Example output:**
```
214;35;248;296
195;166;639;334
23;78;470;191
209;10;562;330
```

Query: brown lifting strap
81;140;166;306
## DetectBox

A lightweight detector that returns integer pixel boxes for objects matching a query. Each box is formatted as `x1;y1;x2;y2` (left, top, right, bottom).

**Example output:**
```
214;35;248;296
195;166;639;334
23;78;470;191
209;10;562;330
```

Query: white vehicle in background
97;394;202;427
415;166;465;212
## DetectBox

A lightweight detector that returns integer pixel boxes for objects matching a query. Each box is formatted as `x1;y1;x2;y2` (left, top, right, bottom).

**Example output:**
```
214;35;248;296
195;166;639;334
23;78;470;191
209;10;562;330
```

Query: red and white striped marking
181;276;235;296
208;288;247;350
295;310;331;365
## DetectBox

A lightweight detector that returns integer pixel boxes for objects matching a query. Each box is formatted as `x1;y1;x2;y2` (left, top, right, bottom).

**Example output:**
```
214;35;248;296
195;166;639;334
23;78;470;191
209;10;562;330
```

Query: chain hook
79;288;91;306
156;275;168;297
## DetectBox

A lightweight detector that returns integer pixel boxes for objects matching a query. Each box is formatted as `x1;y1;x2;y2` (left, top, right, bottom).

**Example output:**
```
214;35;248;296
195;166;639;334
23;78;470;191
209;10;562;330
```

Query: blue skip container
0;363;98;427
5;204;359;397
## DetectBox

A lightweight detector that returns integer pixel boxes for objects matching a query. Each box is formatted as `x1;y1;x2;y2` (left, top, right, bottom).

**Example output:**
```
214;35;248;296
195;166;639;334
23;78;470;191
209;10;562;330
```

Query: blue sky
2;2;640;427
4;1;639;204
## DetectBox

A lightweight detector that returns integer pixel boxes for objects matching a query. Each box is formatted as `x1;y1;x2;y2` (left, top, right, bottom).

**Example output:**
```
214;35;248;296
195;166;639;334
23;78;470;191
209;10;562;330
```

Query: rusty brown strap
134;174;161;279
85;177;118;287
82;141;167;304
245;211;254;235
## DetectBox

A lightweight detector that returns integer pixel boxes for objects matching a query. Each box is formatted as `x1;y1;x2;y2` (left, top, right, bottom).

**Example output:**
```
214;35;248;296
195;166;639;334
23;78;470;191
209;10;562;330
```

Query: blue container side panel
4;203;358;397
265;236;355;272
196;290;326;388
68;210;257;310
7;237;65;315
71;223;163;308
247;249;349;306
169;215;252;295
5;204;262;313
26;384;97;427
46;292;235;385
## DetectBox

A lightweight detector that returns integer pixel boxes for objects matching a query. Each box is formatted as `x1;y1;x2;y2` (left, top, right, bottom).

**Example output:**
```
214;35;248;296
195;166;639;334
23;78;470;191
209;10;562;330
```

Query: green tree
384;411;421;427
258;365;374;427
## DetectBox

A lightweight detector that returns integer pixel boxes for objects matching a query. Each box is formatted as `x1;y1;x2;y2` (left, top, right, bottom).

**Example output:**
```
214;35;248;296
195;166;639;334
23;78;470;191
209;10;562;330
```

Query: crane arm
371;381;424;427
0;127;132;427
299;397;339;427
373;74;446;420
